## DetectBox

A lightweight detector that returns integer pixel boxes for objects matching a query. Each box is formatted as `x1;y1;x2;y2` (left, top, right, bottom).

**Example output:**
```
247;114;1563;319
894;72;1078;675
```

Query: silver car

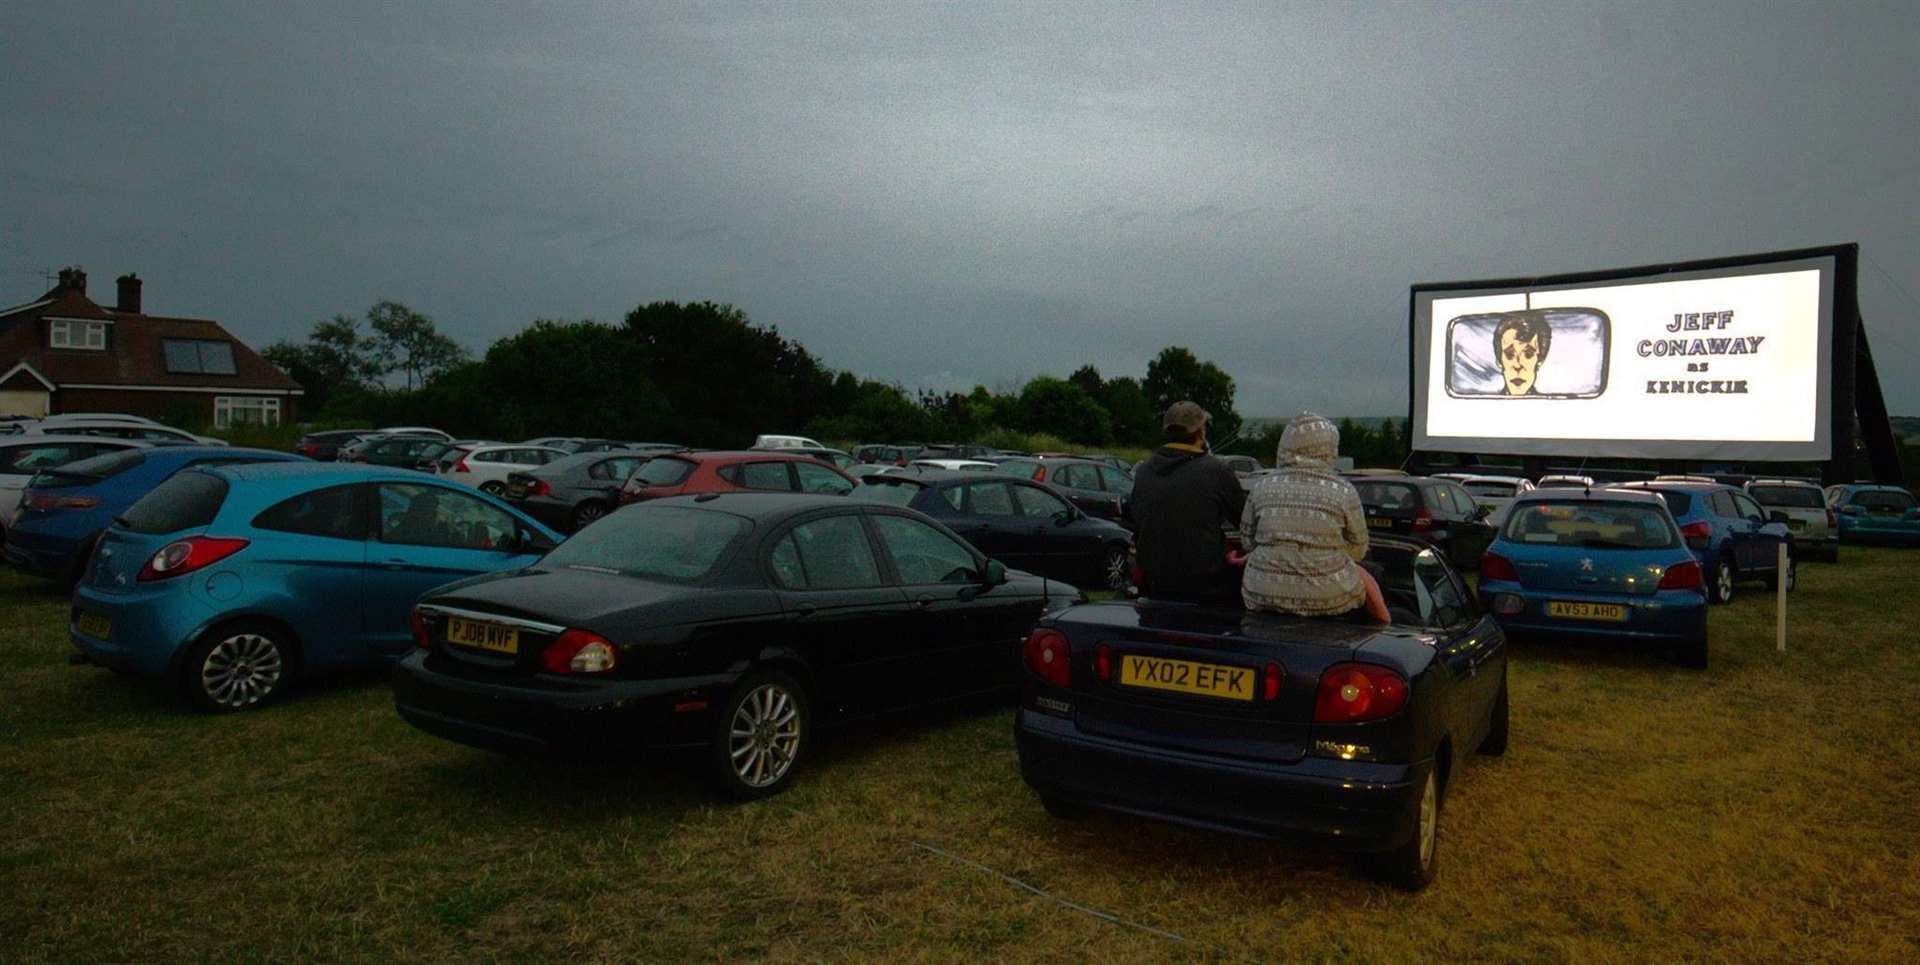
1746;479;1838;561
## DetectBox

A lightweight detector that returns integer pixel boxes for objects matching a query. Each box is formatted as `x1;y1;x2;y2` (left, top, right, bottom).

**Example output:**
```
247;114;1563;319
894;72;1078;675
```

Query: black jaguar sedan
393;493;1081;798
1015;535;1507;890
851;471;1134;592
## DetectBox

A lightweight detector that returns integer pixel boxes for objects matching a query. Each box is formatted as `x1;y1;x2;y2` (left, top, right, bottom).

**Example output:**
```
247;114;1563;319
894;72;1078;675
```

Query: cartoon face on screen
1493;313;1552;395
1444;308;1609;399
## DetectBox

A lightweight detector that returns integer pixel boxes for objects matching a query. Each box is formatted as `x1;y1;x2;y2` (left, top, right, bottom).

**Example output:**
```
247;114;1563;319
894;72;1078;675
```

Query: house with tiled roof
0;268;302;426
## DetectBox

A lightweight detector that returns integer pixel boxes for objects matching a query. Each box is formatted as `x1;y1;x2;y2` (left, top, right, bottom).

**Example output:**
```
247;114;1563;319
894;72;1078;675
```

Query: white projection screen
1410;252;1837;461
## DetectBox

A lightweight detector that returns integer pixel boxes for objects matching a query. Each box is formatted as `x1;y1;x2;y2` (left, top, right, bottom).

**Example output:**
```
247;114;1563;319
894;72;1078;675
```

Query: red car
619;450;857;505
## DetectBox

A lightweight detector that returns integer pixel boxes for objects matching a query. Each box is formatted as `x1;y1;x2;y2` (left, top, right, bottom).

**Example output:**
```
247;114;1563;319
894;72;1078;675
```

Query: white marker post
1776;542;1788;653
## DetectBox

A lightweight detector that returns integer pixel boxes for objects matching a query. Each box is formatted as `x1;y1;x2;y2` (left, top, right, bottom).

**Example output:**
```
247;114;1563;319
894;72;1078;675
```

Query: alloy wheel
729;683;802;788
1417;770;1437;871
1103;548;1130;591
1715;561;1734;603
200;633;284;709
574;503;606;528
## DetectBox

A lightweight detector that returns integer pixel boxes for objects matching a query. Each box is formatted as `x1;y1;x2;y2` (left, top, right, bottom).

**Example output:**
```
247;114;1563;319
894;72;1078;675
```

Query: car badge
1580;558;1594;572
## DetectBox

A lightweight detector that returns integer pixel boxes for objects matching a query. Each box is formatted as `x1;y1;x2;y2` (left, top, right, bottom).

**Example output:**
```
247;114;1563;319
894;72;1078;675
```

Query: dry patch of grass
3;553;1919;962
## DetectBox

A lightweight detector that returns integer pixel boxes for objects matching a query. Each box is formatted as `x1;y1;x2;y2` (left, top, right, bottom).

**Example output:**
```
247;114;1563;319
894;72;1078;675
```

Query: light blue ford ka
69;463;562;711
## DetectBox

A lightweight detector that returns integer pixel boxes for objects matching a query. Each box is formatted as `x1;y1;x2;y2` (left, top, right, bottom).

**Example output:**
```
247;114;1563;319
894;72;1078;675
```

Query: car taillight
1094;644;1112;682
24;492;99;511
411;607;431;649
1659;560;1703;591
1411;508;1435;532
1032;467;1047;482
1826;510;1837;529
1480;551;1518;582
137;537;250;582
1023;628;1071;688
453;456;471;473
1313;663;1408;723
1679;521;1711;548
1261;662;1283;701
541;629;618;674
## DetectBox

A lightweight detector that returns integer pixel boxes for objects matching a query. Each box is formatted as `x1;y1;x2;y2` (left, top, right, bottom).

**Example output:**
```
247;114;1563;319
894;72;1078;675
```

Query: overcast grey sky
5;1;1917;416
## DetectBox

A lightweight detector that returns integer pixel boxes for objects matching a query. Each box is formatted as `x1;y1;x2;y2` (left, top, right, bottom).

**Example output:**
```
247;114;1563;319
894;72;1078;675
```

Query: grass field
4;552;1919;962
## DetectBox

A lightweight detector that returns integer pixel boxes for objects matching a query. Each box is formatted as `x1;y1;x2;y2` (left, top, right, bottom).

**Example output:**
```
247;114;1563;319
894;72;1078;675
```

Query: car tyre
1100;546;1130;593
707;669;810;801
1477;671;1508;757
181;621;293;713
1707;556;1735;606
1369;768;1439;891
479;481;506;496
571;501;610;532
1039;794;1091;821
1764;553;1795;593
1673;633;1709;670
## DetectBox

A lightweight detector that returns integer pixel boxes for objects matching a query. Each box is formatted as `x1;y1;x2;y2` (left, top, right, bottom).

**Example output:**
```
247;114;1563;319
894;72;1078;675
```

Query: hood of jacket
1277;412;1340;470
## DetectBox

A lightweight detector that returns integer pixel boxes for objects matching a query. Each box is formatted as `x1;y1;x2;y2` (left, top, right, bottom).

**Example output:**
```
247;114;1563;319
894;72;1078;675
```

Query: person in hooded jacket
1129;401;1248;603
1240;413;1391;622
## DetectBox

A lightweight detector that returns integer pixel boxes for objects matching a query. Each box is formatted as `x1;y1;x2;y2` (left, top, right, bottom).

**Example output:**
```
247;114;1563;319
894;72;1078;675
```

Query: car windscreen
1503;501;1678;549
538;505;748;582
29;448;146;486
629;457;696;487
1748;485;1823;508
118;471;230;534
1852;490;1918;511
1353;481;1422;511
850;479;923;506
1465;480;1519;497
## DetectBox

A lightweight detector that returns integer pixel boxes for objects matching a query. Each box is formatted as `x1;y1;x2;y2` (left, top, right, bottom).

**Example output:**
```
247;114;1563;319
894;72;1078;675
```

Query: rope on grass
907;841;1255;961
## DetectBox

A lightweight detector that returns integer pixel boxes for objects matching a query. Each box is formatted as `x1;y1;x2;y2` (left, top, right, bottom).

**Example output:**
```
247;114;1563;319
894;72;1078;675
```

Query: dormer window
162;339;237;375
49;319;107;350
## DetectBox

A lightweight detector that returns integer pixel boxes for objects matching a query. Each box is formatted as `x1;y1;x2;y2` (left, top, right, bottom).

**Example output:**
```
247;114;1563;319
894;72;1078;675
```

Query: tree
1016;377;1112;445
476;319;663;440
1100;376;1158;446
1067;365;1105;400
1143;346;1242;443
368;301;467;389
261;313;384;414
626;301;825;447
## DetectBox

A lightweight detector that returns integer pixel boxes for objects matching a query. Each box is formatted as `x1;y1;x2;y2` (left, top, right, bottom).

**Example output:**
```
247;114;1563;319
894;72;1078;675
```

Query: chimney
116;273;143;314
57;266;87;295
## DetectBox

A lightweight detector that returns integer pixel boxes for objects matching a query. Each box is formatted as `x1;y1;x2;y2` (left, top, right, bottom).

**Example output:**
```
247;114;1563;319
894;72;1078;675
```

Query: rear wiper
111;515;133;529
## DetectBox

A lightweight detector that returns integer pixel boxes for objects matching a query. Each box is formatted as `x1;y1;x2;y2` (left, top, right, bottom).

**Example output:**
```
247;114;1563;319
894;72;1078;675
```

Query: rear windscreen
851;480;923;507
1503;502;1678;549
119;471;230;534
1748;486;1823;508
539;505;747;582
1466;480;1519;497
630;457;696;487
30;449;146;486
1353;481;1422;510
1852;490;1917;511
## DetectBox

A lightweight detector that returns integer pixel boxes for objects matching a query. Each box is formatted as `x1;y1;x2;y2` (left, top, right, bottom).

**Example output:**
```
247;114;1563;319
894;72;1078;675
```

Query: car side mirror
982;559;1008;586
518;528;557;554
1472;505;1492;521
1053;509;1076;527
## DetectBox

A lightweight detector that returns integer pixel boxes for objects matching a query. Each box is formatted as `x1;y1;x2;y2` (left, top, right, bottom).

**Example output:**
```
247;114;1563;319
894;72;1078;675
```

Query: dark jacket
1129;446;1248;600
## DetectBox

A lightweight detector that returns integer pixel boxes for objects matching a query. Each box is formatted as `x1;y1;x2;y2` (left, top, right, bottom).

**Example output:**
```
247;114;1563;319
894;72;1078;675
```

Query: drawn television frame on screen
1442;307;1612;400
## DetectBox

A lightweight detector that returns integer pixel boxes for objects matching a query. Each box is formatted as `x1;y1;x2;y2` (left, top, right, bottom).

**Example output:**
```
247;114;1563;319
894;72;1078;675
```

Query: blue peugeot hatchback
1479;488;1709;668
1824;484;1920;546
1612;481;1794;606
4;446;303;586
69;463;563;712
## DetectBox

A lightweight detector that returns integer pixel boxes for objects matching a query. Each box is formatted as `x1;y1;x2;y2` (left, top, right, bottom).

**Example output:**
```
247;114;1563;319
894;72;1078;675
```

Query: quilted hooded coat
1240;413;1370;615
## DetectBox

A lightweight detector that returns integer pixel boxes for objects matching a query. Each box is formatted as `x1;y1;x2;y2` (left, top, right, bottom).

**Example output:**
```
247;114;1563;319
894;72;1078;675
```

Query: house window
49;320;107;350
163;339;238;375
215;396;280;428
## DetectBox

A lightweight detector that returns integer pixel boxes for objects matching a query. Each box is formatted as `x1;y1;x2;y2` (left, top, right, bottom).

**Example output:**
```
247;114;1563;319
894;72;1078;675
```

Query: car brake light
1261;662;1282;701
1023;628;1071;688
24;492;100;511
137;537;250;582
526;479;551;497
453;455;471;473
1094;644;1112;682
410;607;431;649
1679;521;1711;548
541;629;618;674
1411;508;1435;532
1826;509;1837;529
1659;560;1703;591
1313;663;1408;723
1480;551;1518;582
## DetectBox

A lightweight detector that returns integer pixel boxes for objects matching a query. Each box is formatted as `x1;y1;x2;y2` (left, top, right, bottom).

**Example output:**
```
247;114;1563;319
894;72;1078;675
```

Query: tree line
264;300;1263;454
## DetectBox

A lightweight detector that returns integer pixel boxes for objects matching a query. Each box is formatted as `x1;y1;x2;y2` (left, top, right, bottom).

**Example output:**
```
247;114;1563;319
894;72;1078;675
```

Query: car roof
1614;479;1726;492
1460;474;1527;484
650;491;859;519
680;450;824;464
0;434;156;447
1516;487;1668;506
139;446;295;462
203;462;421;485
1746;478;1818;487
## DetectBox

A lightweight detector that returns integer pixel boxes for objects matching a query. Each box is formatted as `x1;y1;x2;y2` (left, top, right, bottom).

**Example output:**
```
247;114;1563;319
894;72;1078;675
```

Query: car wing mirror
1472;505;1492;521
518;528;557;554
983;559;1008;586
1053;510;1076;527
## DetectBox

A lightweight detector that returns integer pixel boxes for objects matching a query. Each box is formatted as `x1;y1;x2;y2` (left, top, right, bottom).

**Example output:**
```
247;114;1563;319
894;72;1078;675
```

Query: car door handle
793;602;816;617
913;595;933;609
381;558;407;570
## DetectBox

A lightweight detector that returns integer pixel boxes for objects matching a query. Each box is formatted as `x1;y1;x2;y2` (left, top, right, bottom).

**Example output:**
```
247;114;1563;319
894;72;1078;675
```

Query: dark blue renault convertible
1014;535;1507;890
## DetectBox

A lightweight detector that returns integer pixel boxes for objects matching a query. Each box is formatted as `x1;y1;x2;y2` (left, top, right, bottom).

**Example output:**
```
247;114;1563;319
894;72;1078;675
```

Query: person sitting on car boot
1239;412;1390;623
1129;401;1248;605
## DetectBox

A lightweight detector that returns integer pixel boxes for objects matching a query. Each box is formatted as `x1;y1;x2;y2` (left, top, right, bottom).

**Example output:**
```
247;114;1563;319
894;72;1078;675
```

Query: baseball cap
1162;401;1210;433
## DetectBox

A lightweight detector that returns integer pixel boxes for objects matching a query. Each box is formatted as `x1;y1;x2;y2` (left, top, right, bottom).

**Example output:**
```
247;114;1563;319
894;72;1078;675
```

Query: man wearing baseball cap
1129;401;1248;603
